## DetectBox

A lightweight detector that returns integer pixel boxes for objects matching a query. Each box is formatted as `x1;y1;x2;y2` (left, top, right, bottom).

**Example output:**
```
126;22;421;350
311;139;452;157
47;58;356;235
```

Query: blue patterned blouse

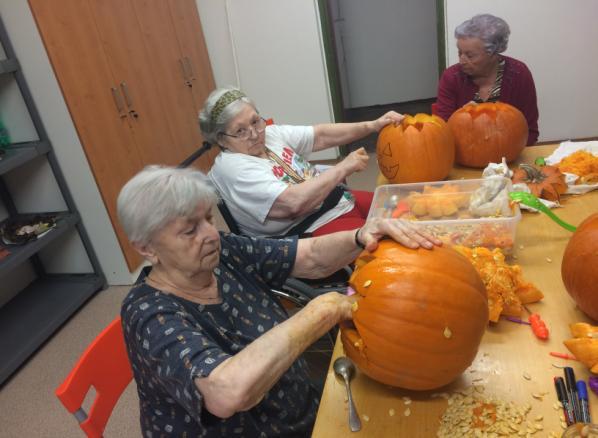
121;233;319;437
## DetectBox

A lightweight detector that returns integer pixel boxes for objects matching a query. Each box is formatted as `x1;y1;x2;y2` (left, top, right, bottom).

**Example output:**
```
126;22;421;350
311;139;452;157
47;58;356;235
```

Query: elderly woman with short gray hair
117;165;440;437
200;87;404;238
436;13;539;145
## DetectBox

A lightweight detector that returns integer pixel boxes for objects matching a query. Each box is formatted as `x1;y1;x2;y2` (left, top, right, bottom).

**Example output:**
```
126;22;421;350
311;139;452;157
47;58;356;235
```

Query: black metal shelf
0;274;104;384
0;58;18;74
0;14;106;386
0;212;78;276
0;141;50;175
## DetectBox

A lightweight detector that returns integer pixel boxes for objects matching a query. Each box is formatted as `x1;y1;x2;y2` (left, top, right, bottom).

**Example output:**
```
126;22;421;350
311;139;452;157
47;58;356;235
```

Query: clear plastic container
562;423;598;437
368;177;521;253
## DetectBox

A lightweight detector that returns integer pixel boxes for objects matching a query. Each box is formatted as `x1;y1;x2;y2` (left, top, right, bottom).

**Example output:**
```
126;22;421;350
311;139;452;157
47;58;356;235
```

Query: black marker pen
564;367;581;422
555;376;575;426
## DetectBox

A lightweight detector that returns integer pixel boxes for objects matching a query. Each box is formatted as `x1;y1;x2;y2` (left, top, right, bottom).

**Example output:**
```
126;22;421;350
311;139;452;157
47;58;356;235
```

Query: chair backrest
55;317;133;438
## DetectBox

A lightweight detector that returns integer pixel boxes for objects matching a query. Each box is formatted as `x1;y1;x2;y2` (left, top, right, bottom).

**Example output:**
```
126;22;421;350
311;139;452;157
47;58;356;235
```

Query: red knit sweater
436;55;539;145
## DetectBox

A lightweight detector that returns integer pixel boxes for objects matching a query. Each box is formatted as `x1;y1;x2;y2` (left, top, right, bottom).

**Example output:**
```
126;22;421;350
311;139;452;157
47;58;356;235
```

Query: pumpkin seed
444;327;452;338
352;302;359;312
388;408;395;416
363;280;372;288
546;257;552;263
522;372;531;380
362;414;370;422
404;408;411;416
534;415;543;421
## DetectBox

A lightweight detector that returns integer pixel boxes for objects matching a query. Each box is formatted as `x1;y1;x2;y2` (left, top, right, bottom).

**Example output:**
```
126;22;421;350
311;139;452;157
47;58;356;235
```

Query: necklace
147;273;221;303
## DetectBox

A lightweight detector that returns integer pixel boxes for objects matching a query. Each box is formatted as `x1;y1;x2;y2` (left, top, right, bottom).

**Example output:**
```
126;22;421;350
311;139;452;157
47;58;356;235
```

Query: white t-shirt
208;124;354;236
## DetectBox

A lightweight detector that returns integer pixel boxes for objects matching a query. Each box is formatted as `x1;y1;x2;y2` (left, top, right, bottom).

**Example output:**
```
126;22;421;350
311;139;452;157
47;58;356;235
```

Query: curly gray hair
455;14;510;54
198;86;257;145
117;165;218;245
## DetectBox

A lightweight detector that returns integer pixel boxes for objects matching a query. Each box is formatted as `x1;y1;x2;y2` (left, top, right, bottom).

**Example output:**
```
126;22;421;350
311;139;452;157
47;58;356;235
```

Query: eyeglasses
220;117;267;141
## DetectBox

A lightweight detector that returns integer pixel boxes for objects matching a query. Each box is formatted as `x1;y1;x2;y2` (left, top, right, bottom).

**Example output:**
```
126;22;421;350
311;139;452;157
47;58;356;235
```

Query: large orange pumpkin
376;113;455;183
341;240;488;390
448;102;528;168
561;213;598;320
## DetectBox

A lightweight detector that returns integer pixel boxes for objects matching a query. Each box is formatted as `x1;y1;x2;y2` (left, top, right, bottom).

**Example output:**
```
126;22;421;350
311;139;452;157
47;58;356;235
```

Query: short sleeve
210;154;288;223
122;294;230;424
220;233;298;289
266;124;315;157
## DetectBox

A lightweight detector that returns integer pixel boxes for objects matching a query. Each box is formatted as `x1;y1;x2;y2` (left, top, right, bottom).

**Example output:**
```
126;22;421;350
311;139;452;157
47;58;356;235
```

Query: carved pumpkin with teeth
376;113;455;184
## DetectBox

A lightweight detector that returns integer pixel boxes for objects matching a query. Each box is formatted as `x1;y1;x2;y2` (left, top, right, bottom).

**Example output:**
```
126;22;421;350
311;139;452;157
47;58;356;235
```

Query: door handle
179;57;192;87
120;82;139;118
110;87;127;118
184;57;195;81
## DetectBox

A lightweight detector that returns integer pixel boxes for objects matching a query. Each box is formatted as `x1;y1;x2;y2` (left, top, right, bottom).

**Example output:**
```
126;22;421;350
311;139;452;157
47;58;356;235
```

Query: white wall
330;0;439;108
197;0;337;160
444;0;598;142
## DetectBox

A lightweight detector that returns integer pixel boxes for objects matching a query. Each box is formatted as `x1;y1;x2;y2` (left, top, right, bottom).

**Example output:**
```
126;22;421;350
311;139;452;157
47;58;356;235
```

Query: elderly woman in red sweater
436;14;539;145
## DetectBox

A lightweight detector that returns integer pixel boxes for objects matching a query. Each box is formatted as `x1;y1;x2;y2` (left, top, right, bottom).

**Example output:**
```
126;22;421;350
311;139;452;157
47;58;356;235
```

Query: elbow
200;376;263;419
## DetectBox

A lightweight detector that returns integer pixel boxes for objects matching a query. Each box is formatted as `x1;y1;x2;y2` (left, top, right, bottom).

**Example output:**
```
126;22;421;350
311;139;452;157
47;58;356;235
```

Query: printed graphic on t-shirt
270;146;319;184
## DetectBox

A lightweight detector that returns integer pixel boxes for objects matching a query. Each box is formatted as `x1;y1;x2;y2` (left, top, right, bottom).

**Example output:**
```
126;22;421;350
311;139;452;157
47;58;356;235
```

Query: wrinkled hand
310;291;358;322
339;147;369;175
357;217;442;252
372;111;404;132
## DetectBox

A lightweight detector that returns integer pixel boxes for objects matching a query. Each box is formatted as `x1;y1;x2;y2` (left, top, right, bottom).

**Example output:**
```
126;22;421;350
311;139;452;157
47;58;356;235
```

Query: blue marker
577;380;592;424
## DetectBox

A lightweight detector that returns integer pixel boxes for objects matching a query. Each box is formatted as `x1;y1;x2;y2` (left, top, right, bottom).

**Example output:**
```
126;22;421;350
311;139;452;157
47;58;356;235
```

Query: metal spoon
333;356;361;432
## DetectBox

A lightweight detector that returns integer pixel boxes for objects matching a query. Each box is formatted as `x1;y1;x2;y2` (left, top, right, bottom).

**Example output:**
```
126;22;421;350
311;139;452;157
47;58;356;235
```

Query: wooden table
313;145;598;437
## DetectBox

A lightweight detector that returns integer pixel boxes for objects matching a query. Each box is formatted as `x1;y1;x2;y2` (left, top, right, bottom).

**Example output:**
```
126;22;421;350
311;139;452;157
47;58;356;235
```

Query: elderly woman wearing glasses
117;165;440;437
436;14;539;145
200;86;403;238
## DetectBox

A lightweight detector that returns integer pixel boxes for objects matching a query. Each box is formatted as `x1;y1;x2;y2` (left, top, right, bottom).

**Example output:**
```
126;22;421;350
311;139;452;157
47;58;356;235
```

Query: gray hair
198;86;257;144
455;14;510;54
117;165;218;245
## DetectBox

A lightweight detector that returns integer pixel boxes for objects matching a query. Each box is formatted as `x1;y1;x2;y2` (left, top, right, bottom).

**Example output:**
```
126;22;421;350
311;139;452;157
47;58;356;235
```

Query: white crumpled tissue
481;157;560;212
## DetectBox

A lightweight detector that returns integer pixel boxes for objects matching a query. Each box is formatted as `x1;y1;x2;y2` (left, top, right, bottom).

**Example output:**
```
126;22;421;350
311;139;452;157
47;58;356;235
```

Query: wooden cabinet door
90;0;188;167
29;0;143;269
167;0;220;172
131;0;208;167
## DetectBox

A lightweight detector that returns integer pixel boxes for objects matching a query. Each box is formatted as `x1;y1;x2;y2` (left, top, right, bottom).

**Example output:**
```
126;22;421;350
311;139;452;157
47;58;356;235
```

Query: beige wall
444;0;598;142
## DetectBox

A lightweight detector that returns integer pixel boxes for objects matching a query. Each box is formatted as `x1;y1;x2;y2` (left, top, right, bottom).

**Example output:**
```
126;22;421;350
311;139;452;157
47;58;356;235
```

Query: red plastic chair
55;317;133;437
431;102;439;116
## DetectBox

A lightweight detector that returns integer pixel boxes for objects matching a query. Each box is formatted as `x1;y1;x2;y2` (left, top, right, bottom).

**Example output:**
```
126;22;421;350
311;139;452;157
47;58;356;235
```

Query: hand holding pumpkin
357;217;442;252
372;110;405;132
307;291;358;323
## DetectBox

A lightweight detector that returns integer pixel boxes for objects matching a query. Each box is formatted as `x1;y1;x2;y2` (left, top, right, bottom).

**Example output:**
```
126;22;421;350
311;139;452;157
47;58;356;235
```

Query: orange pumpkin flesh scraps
340;240;487;390
376;113;455;184
564;322;598;373
448;102;528;168
511;164;567;202
454;246;543;322
562;213;598;320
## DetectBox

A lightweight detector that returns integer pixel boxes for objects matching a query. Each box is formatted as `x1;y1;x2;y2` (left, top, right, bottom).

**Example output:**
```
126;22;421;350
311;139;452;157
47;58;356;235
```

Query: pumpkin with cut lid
448;102;528;168
340;240;488;390
376;113;455;184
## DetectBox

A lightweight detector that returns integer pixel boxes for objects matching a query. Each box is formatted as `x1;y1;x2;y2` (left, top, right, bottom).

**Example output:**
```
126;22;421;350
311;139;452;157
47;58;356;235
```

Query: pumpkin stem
519;164;546;183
